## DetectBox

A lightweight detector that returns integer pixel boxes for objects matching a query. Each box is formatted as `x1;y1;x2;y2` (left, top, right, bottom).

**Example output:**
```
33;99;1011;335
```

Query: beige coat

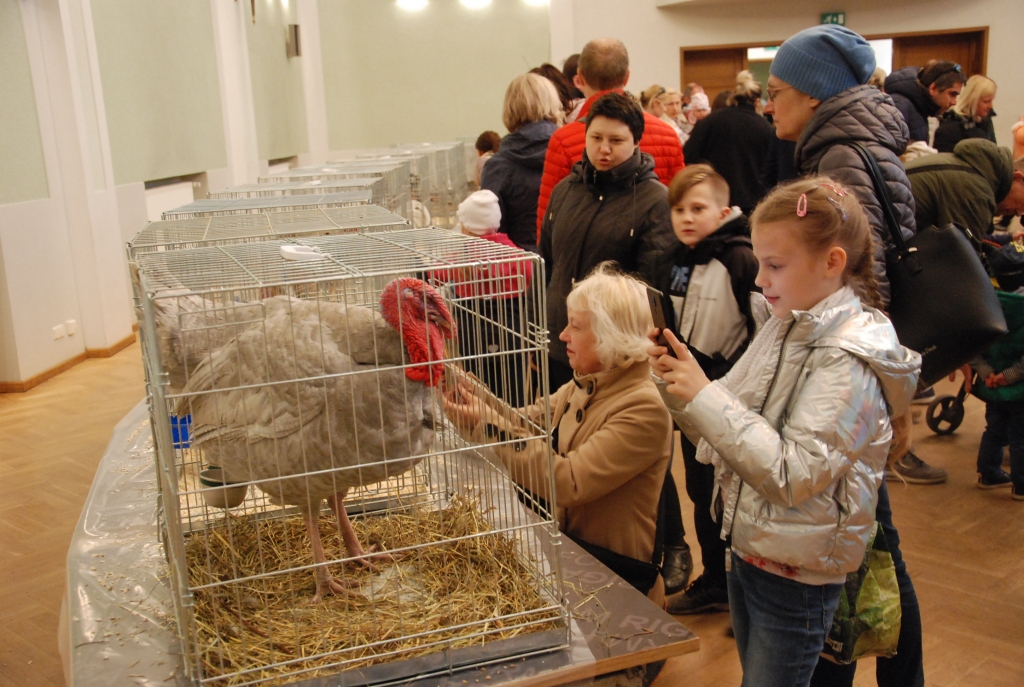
472;360;673;570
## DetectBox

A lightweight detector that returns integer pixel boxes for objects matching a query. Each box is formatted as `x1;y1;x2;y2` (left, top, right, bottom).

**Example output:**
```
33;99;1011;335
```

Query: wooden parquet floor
0;349;1021;686
0;343;145;687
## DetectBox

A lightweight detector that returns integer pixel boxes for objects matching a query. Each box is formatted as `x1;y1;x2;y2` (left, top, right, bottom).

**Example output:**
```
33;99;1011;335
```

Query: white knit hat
457;190;501;235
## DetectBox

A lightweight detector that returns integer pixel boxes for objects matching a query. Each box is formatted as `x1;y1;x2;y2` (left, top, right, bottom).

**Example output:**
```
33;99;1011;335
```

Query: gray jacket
660;288;920;580
796;85;917;306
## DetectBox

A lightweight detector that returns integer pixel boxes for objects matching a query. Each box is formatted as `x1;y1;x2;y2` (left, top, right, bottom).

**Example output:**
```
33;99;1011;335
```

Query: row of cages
127;215;567;685
159;142;470;230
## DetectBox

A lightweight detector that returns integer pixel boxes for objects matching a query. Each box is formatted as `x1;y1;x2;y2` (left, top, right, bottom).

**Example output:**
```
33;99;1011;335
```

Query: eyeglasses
767;85;792;102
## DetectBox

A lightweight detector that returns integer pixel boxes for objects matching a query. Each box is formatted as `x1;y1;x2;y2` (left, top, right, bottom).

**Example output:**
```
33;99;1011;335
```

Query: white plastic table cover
58;402;596;687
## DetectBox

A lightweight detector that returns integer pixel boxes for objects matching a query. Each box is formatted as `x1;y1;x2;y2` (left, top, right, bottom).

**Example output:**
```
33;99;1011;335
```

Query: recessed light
397;0;428;11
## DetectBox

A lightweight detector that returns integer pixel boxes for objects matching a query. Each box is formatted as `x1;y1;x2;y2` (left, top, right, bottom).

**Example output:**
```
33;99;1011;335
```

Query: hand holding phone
646;285;676;358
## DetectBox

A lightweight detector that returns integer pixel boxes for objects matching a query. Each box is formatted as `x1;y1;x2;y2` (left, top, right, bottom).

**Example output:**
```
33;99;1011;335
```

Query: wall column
209;0;260;188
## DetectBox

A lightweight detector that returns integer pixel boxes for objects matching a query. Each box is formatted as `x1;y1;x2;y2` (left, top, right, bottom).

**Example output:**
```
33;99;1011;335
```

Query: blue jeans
977;399;1024;486
728;551;844;687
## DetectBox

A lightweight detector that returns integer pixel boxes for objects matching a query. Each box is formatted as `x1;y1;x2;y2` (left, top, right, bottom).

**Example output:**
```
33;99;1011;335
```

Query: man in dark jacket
540;92;675;391
906;139;1024;246
884;61;965;143
535;38;683;238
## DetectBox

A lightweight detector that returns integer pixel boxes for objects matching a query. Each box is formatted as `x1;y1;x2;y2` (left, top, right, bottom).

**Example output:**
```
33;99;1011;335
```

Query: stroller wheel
925;395;964;435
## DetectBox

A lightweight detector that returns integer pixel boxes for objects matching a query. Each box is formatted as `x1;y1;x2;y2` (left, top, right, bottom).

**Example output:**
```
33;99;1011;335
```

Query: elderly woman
934;75;998;153
480;73;563;253
445;264;673;603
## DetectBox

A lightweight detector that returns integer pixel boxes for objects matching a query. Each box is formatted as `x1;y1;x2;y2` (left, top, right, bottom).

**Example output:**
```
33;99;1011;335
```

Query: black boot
661;543;693;596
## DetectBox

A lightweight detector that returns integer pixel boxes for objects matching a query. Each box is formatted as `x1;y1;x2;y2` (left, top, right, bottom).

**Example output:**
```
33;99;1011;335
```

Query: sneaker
977;471;1013;489
661;544;694;596
1013;484;1024;501
911;387;936;405
885;452;948;484
666;575;729;615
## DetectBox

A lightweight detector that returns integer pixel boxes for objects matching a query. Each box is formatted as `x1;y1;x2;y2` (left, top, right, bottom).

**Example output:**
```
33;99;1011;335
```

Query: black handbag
846;142;1007;387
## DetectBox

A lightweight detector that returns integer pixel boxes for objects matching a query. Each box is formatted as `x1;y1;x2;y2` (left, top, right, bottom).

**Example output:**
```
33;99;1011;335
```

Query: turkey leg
327;493;393;571
302;507;352;603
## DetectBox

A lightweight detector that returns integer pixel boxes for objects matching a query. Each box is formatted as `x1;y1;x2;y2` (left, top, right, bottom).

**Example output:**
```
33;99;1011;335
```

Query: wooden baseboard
0;352;89;393
86;332;137;359
132;322;138;332
0;332;137;393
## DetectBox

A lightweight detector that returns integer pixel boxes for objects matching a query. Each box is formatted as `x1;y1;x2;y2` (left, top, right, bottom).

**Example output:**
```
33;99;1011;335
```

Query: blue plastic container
171;415;192;448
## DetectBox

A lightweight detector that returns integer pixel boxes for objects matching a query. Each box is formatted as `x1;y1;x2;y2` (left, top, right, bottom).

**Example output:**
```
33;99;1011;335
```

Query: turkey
176;278;455;602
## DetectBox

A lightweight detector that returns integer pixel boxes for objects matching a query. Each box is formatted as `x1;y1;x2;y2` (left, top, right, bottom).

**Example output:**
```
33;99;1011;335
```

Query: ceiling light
397;0;428;11
460;0;491;9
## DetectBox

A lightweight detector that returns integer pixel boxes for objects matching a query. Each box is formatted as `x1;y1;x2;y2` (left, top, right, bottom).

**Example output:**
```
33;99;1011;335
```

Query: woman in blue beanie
763;25;927;687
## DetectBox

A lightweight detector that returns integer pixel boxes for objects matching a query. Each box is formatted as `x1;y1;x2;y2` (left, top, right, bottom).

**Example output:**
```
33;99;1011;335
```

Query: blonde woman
479;73;563;252
658;88;687;143
934;75;997;152
445;263;673;603
640;84;667;118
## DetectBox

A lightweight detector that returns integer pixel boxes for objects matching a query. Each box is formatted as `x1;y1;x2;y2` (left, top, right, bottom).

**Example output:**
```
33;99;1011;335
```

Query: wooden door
680;47;747;101
891;29;987;76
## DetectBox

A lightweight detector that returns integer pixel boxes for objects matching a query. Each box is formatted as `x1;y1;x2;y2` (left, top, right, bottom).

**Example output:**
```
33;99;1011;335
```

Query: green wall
92;0;227;184
319;0;550;150
0;0;49;205
246;0;308;161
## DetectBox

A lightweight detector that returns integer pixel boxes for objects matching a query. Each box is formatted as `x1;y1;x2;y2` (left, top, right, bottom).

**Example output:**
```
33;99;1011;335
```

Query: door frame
681;26;990;87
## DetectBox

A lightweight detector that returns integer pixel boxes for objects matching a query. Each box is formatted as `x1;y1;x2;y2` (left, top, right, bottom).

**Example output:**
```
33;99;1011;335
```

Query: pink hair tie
797;193;808;217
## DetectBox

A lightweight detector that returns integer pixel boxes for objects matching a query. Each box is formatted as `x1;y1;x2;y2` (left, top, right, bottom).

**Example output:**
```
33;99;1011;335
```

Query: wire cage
331;149;438;228
390;142;469;228
209;178;387;207
127;205;411;261
261;162;412;221
161;192;372;221
130;228;566;686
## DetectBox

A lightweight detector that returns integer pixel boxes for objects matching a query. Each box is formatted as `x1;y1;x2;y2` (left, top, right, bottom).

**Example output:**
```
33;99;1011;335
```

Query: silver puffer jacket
660;288;920;581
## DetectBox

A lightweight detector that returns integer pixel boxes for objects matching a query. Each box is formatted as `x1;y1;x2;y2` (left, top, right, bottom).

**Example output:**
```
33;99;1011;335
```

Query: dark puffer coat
933;110;997;153
884;66;938;143
480;120;558;252
540;148;675;366
796;85;916;306
683;102;778;214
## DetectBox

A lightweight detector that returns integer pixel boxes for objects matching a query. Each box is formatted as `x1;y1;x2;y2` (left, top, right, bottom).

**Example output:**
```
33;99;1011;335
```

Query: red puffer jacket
536;90;684;239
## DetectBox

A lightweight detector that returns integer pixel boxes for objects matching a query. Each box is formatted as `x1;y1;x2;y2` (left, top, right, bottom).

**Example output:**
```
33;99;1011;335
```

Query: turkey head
379;278;455;387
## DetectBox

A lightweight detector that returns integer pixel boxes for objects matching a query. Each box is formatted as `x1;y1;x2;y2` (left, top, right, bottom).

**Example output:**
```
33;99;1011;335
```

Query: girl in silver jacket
649;179;921;687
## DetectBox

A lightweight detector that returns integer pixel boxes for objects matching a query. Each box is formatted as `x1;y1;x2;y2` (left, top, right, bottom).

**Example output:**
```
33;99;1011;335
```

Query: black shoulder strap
844;142;921;275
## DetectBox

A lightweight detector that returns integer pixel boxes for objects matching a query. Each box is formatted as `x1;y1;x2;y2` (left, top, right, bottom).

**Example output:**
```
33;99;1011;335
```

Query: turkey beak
427;307;455;339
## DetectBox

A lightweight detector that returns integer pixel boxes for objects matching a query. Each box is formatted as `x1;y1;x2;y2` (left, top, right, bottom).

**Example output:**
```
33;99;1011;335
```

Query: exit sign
821;11;846;25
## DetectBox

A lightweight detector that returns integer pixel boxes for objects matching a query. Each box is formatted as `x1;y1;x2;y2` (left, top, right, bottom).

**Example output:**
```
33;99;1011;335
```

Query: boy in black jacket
658;164;760;614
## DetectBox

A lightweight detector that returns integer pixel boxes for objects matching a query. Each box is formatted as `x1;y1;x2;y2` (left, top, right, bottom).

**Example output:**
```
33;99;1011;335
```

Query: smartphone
645;285;676;358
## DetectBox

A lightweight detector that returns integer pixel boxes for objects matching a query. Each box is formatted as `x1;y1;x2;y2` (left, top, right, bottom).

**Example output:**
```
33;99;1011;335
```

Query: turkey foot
302;509;356;603
328;494;399;573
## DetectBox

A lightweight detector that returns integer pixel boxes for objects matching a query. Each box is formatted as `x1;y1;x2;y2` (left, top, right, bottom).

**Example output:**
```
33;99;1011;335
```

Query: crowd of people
447;24;1024;687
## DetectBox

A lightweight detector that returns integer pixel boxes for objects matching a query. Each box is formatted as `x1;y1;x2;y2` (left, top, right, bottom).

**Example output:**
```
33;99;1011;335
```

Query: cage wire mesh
130;228;566;686
331;149;439;228
261;162;412;221
127;206;410;261
209;178;388;208
390;142;469;228
161;192;372;221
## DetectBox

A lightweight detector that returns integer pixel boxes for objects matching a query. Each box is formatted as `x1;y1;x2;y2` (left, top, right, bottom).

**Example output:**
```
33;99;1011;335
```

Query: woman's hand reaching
443;378;493;431
647;329;711;402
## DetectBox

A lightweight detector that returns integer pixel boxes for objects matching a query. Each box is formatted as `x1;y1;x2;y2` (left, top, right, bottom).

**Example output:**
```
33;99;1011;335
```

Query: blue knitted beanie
770;25;876;102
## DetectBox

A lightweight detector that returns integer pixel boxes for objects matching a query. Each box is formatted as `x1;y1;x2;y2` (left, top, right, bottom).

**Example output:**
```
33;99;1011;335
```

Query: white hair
565;263;653;370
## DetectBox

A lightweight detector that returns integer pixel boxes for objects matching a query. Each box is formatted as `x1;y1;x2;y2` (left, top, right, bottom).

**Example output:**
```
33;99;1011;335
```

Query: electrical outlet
53;324;66;339
66;319;77;335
